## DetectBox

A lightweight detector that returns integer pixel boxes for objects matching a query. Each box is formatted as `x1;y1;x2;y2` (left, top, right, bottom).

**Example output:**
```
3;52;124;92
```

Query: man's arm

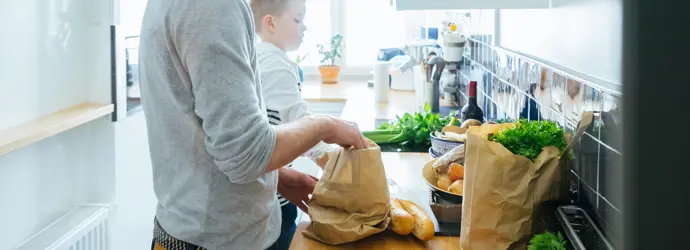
258;59;336;168
174;0;363;183
266;115;334;172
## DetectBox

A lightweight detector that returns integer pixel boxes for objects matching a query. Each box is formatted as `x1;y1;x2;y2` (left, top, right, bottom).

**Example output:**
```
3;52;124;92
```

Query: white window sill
300;66;374;76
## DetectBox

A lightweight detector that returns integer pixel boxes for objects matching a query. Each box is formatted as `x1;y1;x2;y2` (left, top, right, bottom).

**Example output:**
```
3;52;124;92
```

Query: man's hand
278;168;319;213
266;116;368;173
321;116;368;150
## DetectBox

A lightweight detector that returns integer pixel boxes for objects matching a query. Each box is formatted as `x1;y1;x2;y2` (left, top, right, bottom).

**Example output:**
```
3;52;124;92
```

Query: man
138;0;367;249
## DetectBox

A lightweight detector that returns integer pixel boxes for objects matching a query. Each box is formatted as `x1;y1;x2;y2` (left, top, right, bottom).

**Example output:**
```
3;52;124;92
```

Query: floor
127;98;143;116
111;111;157;249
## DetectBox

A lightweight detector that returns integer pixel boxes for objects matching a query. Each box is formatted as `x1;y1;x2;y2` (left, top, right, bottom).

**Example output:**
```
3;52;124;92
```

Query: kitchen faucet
427;56;446;113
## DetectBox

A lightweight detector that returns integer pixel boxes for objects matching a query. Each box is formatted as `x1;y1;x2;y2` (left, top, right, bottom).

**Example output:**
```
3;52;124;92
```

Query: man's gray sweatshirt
139;0;280;248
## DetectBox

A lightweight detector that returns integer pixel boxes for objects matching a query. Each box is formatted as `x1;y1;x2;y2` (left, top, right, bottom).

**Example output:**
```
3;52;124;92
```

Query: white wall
0;0;116;248
498;0;622;84
119;0;148;37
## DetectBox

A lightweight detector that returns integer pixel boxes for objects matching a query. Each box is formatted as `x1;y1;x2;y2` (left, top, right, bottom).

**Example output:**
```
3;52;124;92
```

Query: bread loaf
389;199;414;235
449;179;464;195
397;199;435;241
437;174;451;191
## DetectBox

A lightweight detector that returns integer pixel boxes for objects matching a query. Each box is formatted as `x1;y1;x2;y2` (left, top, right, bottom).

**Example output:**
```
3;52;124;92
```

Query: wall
458;2;624;247
120;0;148;37
499;0;622;84
0;0;116;248
498;0;624;243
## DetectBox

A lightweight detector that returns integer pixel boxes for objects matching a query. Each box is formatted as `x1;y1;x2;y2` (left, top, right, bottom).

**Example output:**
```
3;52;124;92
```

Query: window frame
300;0;376;77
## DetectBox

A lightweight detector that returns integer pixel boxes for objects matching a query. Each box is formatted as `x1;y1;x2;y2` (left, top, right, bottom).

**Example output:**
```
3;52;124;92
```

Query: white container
373;61;390;102
388;55;416;90
390;68;415;90
413;65;426;112
441;32;466;62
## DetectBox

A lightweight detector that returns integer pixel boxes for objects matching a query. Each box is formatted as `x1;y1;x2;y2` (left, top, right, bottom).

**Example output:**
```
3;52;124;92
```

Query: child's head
250;0;307;52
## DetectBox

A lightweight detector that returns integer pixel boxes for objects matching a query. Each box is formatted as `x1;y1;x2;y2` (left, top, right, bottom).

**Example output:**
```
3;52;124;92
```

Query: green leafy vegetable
362;104;458;146
528;231;567;250
488;119;567;161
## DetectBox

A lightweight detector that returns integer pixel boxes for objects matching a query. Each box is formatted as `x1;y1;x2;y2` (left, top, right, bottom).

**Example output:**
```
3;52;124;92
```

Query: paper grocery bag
302;140;391;245
460;113;593;250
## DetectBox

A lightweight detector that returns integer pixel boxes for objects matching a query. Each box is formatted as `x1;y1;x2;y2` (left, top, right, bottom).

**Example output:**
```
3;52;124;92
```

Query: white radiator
15;205;110;250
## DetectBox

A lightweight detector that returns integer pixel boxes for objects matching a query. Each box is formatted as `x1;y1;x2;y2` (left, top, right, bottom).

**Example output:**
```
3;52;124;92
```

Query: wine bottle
460;81;484;122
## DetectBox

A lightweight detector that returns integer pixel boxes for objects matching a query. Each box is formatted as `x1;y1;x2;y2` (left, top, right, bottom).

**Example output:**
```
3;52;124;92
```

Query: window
288;0;462;76
286;0;332;67
343;0;407;67
289;0;413;75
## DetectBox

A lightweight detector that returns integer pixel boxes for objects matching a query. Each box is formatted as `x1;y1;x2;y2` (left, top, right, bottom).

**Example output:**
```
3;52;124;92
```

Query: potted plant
295;52;308;83
317;34;343;84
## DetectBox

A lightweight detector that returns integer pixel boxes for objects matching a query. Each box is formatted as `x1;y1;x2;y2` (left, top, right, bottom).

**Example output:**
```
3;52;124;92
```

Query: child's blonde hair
249;0;292;32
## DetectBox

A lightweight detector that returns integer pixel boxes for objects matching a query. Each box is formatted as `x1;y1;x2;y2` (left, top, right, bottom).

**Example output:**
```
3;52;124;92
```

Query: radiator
15;205;110;250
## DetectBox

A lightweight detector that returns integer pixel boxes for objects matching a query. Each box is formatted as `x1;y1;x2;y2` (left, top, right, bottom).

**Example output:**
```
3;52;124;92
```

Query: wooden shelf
0;102;114;156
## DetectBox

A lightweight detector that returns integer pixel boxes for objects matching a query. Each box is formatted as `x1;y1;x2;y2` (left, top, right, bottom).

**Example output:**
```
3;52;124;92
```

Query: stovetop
535;201;615;250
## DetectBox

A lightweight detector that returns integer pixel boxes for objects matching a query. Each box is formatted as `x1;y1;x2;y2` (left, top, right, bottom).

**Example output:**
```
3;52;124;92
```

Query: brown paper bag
302;141;391;245
460;113;593;250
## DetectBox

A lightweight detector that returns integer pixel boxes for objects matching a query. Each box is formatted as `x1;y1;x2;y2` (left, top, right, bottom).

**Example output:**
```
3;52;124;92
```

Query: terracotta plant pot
319;65;341;84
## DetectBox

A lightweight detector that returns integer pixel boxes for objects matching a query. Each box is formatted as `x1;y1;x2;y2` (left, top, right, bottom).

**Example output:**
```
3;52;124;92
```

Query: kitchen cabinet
390;0;559;10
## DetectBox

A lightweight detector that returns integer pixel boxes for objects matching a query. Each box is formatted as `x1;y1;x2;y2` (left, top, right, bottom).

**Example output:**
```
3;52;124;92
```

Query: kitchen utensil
424;79;435;111
421;158;463;204
425;62;433;83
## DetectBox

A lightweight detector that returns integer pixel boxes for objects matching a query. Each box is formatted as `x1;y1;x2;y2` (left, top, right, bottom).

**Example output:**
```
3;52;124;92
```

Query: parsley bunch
363;104;458;146
528;231;568;250
488;119;567;161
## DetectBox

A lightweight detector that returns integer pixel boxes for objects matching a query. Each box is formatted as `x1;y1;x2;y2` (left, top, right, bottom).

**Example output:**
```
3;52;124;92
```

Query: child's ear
263;15;276;33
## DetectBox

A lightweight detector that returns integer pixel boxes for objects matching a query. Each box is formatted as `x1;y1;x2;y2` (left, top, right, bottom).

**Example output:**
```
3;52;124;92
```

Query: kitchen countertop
300;80;420;131
288;152;461;250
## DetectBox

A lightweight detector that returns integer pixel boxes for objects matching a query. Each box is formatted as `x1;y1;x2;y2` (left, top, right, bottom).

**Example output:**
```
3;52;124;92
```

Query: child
249;0;336;249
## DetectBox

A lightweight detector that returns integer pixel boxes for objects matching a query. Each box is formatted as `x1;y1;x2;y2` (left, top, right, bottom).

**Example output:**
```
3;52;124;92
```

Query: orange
448;163;464;181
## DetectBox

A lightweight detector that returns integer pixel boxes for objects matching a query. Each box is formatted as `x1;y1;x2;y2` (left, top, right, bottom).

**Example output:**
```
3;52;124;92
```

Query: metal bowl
421;158;463;204
430;132;465;156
